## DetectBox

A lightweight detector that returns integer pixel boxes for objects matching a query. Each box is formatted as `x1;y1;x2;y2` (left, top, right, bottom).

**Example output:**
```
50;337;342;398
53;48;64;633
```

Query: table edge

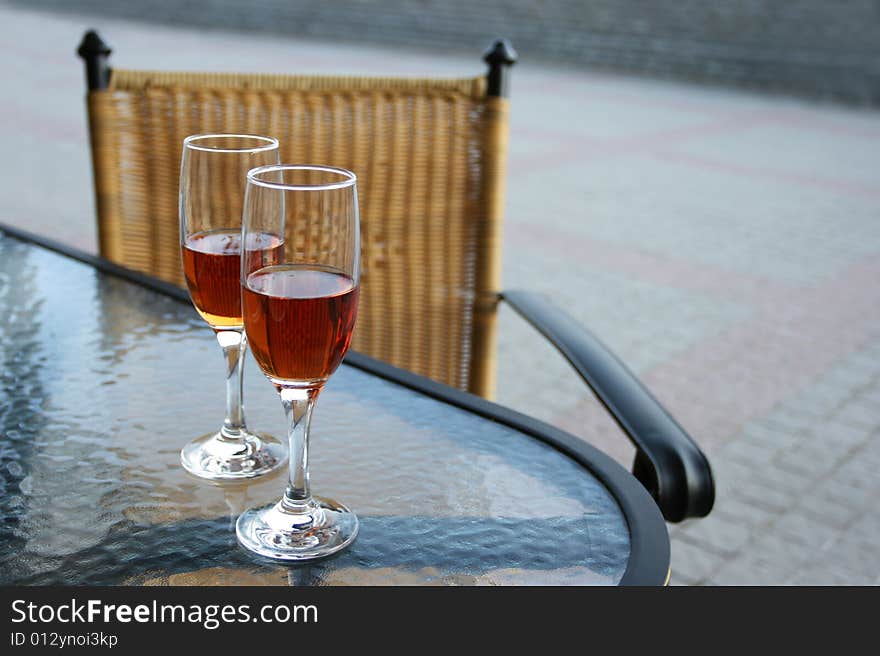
0;222;670;586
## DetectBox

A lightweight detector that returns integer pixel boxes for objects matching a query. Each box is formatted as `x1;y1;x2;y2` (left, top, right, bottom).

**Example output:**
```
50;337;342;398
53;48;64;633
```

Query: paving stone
854;387;880;410
818;365;876;391
831;402;880;432
760;411;821;438
732;477;801;514
773;444;844;479
836;354;880;380
677;510;754;557
786;565;871;585
790;386;848;417
833;458;880;492
800;419;872;454
748;463;813;498
717;493;779;529
817;477;877;514
717;438;779;468
772;511;842;551
778;391;838;420
798;381;860;411
738;421;802;452
669;535;727;584
709;458;757;500
667;572;699;587
708;551;799;586
747;532;820;574
848;435;880;469
797;490;865;530
847;513;880;543
813;535;880;581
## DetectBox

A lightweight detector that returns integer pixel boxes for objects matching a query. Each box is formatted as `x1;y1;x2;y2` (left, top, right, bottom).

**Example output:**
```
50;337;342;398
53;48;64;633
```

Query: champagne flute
179;134;287;480
236;164;360;561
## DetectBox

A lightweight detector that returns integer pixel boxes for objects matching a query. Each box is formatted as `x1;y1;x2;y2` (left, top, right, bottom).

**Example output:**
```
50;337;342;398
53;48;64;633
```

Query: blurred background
2;0;879;585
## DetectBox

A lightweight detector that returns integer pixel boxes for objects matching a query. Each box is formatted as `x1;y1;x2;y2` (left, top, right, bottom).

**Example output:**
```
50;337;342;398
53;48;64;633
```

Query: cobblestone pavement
2;5;879;585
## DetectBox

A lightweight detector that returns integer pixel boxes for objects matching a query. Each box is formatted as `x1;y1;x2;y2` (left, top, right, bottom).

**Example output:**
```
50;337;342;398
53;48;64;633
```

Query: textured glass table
0;228;669;586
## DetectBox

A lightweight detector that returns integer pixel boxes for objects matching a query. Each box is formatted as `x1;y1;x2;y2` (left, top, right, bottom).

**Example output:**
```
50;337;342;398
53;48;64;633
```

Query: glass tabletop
0;232;638;585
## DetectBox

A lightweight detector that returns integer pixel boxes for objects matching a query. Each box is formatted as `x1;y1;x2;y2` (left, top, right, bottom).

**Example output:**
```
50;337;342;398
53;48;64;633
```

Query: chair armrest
501;289;715;522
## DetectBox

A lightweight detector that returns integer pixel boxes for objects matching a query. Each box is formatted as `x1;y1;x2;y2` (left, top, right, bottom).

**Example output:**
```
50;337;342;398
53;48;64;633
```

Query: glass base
236;497;358;561
180;430;287;481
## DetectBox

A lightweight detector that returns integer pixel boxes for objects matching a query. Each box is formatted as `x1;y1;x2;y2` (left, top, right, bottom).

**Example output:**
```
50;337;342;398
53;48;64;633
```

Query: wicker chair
77;31;713;522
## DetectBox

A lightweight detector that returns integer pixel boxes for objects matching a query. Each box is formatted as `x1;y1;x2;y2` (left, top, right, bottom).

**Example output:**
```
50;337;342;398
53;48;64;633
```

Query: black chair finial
77;30;112;91
483;39;517;98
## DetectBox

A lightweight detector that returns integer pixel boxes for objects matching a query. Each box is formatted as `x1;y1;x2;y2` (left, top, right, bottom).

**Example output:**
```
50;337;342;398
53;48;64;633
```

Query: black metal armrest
501;289;715;522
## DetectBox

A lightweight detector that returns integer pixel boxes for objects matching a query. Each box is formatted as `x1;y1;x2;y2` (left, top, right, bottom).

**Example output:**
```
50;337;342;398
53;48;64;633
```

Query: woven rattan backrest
84;69;509;397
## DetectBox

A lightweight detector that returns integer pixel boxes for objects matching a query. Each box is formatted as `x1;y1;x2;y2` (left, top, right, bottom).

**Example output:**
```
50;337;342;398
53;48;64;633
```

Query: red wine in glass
177;133;286;482
243;264;359;384
182;229;282;328
236;163;360;562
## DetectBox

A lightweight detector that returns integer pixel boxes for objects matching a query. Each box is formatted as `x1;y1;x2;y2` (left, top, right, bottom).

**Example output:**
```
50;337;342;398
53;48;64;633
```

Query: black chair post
77;30;112;91
483;39;518;98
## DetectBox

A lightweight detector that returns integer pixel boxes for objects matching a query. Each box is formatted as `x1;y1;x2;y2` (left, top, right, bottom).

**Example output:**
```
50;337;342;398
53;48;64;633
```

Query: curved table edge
0;222;671;586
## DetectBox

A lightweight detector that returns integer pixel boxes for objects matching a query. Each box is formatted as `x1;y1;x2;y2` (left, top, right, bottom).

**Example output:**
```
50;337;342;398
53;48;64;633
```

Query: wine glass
236;164;360;561
179;134;287;480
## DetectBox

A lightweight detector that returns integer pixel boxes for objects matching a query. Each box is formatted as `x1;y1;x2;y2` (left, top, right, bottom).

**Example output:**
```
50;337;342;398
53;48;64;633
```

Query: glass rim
247;164;357;191
182;133;279;154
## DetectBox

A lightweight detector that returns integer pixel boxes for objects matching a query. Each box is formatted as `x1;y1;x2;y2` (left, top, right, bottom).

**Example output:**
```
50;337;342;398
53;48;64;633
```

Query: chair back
80;33;514;397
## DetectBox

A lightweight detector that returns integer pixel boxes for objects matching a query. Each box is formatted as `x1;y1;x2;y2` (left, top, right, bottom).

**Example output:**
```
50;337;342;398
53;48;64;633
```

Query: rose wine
182;229;282;329
243;264;359;383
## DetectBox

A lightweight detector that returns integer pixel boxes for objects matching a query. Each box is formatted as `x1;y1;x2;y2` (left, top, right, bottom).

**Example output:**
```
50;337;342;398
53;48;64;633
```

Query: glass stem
217;329;247;440
279;387;320;511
